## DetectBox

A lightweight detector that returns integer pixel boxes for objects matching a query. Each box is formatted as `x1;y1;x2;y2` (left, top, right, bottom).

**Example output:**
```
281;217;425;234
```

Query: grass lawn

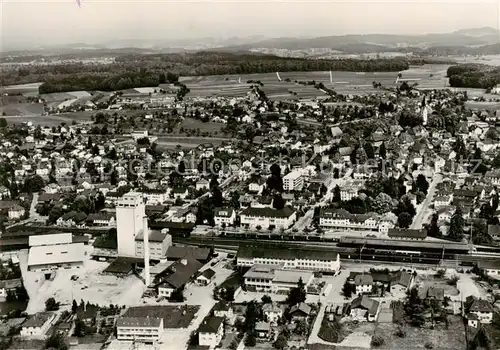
317;315;346;343
373;315;466;350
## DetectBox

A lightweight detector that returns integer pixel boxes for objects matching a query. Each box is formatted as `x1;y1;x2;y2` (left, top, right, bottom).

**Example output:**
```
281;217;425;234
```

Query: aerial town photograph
1;0;500;349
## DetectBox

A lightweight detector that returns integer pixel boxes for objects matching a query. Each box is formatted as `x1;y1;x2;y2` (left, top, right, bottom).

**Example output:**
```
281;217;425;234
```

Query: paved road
411;173;442;230
291;168;353;232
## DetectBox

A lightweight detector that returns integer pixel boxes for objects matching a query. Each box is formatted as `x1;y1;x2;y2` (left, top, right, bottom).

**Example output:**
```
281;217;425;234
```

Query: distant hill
217;27;500;54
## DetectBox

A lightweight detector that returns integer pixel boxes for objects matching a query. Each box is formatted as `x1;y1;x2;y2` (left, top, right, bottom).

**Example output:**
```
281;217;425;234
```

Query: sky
1;0;499;50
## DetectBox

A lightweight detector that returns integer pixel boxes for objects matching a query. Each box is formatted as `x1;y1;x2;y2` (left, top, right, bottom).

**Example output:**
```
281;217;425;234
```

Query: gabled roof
354;274;373;286
470;299;494;313
350;295;379;315
289;302;311;316
198;268;216;280
198;316;223;334
161;258;203;290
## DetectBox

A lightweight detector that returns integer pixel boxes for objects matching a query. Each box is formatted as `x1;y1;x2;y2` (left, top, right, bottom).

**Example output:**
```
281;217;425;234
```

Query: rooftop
27;243;85;267
116;317;162;328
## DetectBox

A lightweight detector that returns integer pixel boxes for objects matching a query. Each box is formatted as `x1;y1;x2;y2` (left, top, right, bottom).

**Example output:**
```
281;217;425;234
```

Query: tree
333;185;341;202
342;281;354;298
427;213;442;237
45;297;60;311
45;333;68;350
72;299;78;314
454;136;467;160
274;331;288;349
273;194;285;210
398;212;413;228
23;175;45;194
0;118;8;128
415;174;429;194
73;319;86;337
379;142;387;159
449;206;465;241
286;277;306;305
372;192;394;214
295;319;307;335
245;333;257;347
261;295;272;304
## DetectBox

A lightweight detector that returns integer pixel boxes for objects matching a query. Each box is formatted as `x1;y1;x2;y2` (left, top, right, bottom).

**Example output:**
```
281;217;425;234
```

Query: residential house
214;208;236;227
172;187;188;200
249;178;266;194
56;212;87;228
255;322;271;339
469;299;494;324
289;302;311;322
196;179;209;191
488;225;500;242
354;274;373;294
21;312;56;338
0;278;22;301
240;207;296;230
263;303;284;325
196;268;215;286
390;271;414;294
86;212;115;227
198;316;224;348
434;195;453;209
8;204;25;220
0;186;10;199
156;258;203;298
213;301;234;320
350;295;380;322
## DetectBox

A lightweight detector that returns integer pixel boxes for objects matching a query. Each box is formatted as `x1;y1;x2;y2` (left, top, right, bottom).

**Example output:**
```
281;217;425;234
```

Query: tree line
447;64;500;90
2;52;412;90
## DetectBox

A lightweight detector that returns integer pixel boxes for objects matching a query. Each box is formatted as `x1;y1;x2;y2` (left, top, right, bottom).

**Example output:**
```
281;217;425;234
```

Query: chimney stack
143;216;150;287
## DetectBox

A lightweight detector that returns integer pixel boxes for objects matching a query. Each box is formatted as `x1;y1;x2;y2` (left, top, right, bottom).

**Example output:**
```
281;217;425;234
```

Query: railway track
173;236;500;267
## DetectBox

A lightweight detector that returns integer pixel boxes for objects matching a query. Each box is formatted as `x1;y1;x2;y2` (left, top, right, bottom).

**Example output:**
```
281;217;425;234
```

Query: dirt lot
373;316;466;350
18;249;146;314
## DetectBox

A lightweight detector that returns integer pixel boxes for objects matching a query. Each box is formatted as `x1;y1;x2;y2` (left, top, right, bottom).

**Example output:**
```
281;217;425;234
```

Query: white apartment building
354;275;373;295
116;317;164;342
135;231;172;260
340;186;359;201
283;170;303;191
240;207;296;230
243;264;314;293
319;209;394;233
117;193;146;257
236;246;340;273
214;208;236;227
198;317;224;348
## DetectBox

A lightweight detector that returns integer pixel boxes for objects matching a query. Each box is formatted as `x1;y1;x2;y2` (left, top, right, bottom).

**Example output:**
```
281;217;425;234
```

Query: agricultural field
0;82;43;95
0;103;44;116
180;64;452;98
4;111;94;126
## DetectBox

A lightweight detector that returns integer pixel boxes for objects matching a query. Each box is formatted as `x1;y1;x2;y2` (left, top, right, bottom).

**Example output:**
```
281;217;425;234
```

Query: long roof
28;243;85;267
237;245;340;262
116;317;162;328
